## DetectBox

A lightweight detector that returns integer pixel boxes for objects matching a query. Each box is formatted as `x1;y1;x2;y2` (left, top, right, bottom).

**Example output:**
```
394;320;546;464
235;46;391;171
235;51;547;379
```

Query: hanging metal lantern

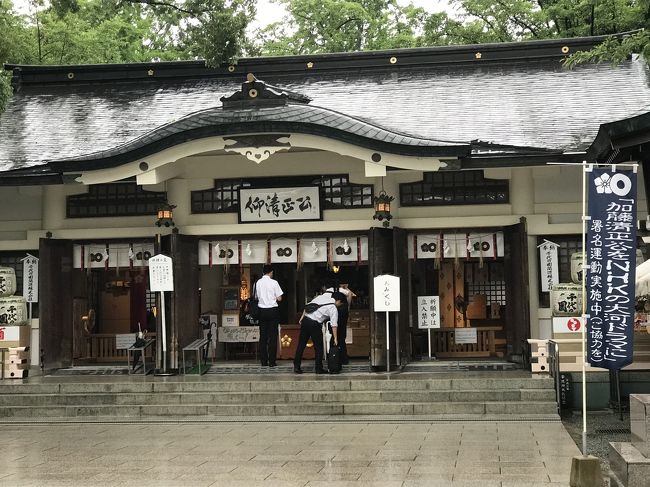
373;191;394;227
155;202;176;228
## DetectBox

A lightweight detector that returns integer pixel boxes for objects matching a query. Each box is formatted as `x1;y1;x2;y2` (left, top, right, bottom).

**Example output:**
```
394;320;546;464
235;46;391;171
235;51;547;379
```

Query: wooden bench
182;338;210;375
127;338;155;375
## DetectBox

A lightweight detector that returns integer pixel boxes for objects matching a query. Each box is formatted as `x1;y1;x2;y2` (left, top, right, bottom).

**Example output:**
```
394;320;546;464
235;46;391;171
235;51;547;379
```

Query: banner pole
386;310;390;372
161;290;167;374
428;327;432;359
581;161;588;457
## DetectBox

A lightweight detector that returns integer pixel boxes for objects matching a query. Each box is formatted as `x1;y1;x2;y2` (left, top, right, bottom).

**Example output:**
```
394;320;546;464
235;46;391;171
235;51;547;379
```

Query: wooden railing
85;333;157;362
431;326;504;358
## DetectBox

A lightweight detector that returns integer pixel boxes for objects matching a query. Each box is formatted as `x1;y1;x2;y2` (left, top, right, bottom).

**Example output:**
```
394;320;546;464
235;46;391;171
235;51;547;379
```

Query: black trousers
294;317;324;371
338;307;349;364
258;307;280;366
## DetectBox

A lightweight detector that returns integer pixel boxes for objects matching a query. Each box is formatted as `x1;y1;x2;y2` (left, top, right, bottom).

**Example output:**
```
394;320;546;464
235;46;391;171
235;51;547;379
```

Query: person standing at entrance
255;265;283;367
294;292;346;374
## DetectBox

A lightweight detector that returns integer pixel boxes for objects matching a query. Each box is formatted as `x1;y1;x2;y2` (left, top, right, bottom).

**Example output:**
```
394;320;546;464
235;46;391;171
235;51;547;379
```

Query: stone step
0;388;556;406
0;401;559;418
0;377;554;394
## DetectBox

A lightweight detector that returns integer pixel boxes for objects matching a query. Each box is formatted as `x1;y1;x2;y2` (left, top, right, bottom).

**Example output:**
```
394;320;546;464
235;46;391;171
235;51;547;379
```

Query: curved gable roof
1;35;649;175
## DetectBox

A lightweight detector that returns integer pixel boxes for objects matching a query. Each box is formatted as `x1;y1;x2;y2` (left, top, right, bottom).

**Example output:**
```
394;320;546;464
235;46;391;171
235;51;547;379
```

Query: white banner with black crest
467;232;504;258
408;232;504;259
331;237;358;262
73;243;153;269
270;238;298;263
198;241;239;266
408;234;441;259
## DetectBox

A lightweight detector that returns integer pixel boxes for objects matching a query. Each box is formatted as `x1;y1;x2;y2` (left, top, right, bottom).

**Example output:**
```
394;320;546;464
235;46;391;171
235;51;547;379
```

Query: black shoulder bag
249;280;261;320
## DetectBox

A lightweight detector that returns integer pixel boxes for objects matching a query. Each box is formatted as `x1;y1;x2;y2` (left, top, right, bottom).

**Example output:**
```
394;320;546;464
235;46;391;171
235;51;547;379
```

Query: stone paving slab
0;419;579;486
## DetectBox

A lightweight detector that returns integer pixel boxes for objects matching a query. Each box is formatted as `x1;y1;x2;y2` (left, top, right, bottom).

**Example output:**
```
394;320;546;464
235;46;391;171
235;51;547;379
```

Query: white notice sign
115;333;135;349
454;328;478;344
418;296;440;329
218;326;260;343
148;254;174;292
373;274;401;312
21;254;39;303
538;240;559;293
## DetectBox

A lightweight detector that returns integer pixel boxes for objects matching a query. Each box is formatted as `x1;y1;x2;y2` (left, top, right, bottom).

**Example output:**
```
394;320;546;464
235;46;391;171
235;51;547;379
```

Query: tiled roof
1;36;649;173
52;104;469;171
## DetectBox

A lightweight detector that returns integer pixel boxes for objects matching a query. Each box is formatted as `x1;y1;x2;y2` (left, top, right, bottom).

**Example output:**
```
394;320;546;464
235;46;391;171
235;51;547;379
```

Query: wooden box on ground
0;325;30;348
279;324;315;360
346;326;370;358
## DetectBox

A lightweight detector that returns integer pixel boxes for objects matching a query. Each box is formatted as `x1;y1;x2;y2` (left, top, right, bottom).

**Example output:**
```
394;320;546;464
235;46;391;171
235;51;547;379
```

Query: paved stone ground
0;420;580;487
561;408;631;482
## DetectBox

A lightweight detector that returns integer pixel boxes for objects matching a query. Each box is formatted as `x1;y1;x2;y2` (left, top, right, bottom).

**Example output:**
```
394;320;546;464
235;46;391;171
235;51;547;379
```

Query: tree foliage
0;0;256;111
256;0;650;65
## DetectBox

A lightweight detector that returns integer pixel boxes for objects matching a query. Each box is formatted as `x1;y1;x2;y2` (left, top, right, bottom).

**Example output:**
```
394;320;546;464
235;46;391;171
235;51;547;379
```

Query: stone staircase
0;373;559;421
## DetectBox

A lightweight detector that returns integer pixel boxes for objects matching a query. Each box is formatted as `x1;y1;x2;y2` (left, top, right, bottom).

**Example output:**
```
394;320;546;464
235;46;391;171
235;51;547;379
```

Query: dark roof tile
0;53;648;171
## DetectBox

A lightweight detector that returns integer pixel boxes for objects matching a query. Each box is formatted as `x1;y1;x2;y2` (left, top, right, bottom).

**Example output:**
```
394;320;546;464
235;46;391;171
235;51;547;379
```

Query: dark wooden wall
504;218;531;362
170;233;200;369
39;238;73;369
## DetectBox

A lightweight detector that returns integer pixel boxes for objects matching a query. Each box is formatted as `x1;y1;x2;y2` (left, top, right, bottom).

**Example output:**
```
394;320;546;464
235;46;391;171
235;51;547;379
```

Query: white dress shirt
304;294;338;327
255;275;283;308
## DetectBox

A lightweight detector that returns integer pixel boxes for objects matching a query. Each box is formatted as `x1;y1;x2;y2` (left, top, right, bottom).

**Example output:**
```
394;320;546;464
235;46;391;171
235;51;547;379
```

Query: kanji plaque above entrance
239;186;321;223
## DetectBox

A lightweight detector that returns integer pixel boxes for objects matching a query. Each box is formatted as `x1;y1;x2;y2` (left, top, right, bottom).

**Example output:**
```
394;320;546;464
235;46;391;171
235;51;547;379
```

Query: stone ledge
609;441;650;487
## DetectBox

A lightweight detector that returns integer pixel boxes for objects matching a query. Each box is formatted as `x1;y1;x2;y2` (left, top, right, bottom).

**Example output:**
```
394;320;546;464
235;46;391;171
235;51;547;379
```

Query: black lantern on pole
373;191;394;227
155;202;176;228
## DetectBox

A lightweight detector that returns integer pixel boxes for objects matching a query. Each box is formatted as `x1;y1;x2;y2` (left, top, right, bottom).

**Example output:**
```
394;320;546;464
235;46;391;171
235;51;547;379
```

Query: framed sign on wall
238;186;322;223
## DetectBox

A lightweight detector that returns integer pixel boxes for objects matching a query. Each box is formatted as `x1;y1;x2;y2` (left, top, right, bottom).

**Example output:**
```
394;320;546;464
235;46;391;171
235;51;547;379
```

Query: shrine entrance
407;220;530;364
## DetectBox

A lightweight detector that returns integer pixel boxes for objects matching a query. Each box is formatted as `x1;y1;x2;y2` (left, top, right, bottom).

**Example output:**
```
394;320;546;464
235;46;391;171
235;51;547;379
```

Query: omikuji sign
586;168;637;370
239;186;321;223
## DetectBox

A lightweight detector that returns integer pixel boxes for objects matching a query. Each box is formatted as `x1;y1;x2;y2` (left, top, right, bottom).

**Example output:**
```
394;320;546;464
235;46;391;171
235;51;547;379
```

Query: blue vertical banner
586;167;637;370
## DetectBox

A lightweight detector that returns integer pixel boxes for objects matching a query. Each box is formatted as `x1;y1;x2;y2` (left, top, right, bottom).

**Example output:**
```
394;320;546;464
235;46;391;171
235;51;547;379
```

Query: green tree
0;0;257;111
450;0;649;64
260;0;650;65
257;0;426;55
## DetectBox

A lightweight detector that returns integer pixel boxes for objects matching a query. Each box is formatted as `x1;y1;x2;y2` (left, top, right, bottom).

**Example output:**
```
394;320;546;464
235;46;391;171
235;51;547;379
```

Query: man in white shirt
325;282;355;365
294;291;346;374
255;265;283;367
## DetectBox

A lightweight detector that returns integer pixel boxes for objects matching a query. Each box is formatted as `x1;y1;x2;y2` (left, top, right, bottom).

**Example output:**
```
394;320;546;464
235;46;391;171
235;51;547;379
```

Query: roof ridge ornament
220;73;311;109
